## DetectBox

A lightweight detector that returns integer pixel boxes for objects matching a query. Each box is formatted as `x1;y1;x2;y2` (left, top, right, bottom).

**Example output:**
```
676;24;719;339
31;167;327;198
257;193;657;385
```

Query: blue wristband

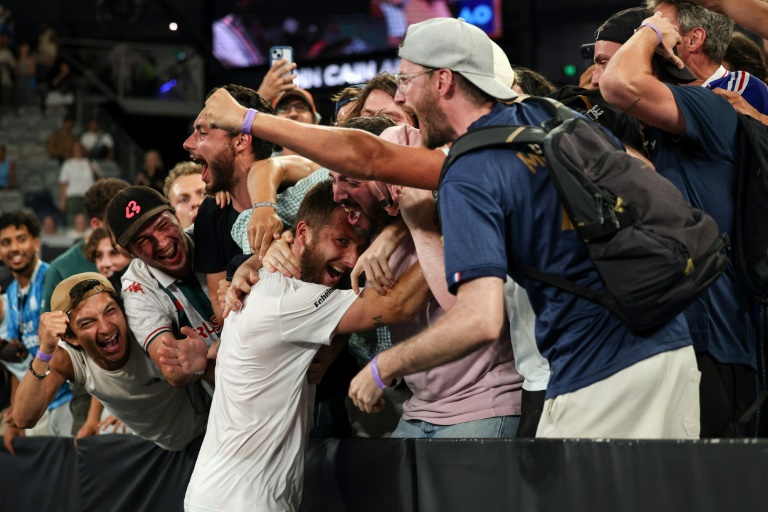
370;355;388;390
241;108;258;135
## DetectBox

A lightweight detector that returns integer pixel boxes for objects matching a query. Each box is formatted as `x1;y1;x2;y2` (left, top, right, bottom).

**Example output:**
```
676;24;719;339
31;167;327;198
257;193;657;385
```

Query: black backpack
733;113;768;304
439;97;729;334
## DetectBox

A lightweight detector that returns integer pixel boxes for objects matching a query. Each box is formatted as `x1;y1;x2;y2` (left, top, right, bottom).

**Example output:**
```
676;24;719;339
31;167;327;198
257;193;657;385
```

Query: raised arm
349;276;505;412
13;312;75;429
693;0;768;39
335;262;431;335
600;13;687;135
247;156;320;259
398;187;455;311
204;88;444;190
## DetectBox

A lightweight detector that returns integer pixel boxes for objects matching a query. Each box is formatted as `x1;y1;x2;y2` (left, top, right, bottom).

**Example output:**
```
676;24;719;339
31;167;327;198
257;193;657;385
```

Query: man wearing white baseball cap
345;17;695;439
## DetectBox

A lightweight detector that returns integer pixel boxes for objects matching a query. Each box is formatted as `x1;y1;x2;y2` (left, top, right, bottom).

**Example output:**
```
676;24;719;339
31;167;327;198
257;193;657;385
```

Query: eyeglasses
394;68;435;90
67;279;105;314
276;102;311;114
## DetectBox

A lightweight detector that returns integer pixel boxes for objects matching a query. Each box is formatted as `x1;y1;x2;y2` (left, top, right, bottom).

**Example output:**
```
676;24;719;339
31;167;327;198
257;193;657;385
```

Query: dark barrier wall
2;436;768;512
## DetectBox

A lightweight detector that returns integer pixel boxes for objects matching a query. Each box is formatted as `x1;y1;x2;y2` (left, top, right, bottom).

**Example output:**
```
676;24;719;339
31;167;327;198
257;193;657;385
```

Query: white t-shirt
504;276;550;392
58;335;209;451
185;270;358;512
80;131;114;152
59;158;97;197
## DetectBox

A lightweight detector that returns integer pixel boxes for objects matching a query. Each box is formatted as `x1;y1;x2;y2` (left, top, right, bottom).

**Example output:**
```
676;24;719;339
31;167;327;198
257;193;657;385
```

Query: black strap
439;96;576;187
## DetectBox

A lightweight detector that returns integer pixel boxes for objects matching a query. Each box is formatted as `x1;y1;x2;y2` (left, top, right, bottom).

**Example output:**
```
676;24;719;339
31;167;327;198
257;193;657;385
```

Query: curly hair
84;178;131;222
163;161;203;199
0;210;41;238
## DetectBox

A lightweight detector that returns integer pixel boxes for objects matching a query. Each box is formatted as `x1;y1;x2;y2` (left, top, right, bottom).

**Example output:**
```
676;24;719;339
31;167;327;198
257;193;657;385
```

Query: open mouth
326;263;348;284
98;334;120;354
191;156;209;182
342;204;362;225
156;243;180;264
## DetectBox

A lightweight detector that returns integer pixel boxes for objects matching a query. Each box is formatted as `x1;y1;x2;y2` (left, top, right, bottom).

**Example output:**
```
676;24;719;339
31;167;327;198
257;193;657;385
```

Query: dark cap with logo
595;7;697;84
106;186;173;247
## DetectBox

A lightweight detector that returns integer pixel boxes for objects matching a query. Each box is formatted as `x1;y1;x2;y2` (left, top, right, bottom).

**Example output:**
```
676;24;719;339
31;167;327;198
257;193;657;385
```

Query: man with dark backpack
601;7;758;437
341;18;700;439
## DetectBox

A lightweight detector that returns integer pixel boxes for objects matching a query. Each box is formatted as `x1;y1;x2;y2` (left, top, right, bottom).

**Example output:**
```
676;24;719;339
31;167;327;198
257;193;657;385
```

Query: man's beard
415;87;457;150
10;253;36;276
299;236;328;286
205;145;236;195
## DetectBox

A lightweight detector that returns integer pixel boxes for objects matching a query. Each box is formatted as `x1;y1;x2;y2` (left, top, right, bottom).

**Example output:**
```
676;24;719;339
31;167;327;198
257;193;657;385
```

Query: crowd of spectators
1;2;768;510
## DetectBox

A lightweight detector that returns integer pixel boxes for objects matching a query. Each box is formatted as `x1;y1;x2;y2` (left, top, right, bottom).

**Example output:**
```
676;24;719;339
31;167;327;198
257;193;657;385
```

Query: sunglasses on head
67;279;105;314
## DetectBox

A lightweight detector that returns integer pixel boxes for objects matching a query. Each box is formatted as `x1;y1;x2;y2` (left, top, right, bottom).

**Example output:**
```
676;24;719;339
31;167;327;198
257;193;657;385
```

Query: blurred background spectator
0;33;13;105
133;148;166;193
80;117;114;161
0;144;15;190
13;40;36;106
59;141;99;226
47;115;79;164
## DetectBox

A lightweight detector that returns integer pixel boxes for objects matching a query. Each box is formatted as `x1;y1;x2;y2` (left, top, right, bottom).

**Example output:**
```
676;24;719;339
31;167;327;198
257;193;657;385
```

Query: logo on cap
126;201;141;219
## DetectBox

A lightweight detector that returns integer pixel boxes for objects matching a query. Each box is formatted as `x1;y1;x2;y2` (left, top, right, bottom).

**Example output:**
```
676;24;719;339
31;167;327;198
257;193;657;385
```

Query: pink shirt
385;236;523;424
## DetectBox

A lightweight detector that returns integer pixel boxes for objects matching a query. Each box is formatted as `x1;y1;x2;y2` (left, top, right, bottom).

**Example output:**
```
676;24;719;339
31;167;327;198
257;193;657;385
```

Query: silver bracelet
252;201;277;210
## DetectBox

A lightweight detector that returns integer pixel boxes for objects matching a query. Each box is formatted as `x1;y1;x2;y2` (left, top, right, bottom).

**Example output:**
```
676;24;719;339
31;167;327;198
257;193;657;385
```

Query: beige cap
51;272;115;314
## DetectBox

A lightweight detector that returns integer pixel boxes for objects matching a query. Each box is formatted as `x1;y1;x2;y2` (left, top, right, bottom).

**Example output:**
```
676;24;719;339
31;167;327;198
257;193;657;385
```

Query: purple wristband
241;108;258;135
36;350;53;362
640;23;663;45
370;355;388;390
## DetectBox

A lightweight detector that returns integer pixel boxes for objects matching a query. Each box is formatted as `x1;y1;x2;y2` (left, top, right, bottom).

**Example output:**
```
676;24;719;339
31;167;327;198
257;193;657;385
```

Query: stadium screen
212;0;502;68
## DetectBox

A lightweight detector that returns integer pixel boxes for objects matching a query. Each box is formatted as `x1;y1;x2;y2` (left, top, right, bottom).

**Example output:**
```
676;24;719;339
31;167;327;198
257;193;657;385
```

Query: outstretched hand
256;58;298;103
157;327;208;376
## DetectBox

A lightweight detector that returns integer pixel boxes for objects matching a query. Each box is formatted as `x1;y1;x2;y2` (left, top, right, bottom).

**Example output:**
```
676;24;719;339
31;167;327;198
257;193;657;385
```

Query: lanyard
17;287;28;342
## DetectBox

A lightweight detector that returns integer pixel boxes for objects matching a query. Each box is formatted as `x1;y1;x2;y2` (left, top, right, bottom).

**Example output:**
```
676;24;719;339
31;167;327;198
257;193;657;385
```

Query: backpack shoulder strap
439;97;578;186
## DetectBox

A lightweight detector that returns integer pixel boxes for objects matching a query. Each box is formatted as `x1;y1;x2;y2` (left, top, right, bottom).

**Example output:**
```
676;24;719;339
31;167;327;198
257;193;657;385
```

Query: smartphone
270;46;294;81
580;43;595;70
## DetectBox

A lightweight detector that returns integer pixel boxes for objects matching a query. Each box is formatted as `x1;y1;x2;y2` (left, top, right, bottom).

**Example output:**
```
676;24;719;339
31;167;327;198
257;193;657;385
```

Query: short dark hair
0;210;41;238
339;114;397;135
512;66;557;96
206;84;276;161
293;181;341;236
84;178;131;221
454;72;495;106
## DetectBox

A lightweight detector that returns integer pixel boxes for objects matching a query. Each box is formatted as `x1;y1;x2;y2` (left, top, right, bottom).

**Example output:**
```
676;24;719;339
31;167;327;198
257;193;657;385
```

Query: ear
234;133;252;155
90;218;102;231
435;68;454;98
295;220;310;245
685;27;706;53
62;332;81;348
